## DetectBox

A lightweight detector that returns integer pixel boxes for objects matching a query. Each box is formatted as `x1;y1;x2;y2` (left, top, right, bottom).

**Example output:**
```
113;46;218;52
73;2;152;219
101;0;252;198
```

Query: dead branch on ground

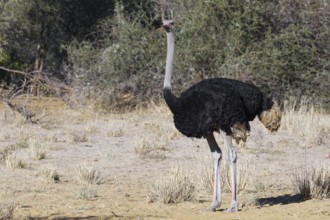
1;79;37;123
0;66;71;123
0;66;71;96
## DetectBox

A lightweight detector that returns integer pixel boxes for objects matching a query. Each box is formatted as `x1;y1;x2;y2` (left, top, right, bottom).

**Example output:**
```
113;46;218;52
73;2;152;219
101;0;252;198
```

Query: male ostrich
162;20;281;212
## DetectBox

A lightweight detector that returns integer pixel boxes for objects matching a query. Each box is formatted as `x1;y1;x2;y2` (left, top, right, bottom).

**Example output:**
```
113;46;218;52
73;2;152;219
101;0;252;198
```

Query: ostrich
162;20;281;212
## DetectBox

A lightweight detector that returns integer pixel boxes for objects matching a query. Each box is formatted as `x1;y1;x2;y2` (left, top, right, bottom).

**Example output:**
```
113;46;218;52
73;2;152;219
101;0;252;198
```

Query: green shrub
67;0;330;111
67;1;164;110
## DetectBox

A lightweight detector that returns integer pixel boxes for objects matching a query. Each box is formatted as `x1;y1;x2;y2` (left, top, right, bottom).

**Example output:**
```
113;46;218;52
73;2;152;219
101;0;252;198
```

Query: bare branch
0;66;71;94
0;66;71;123
0;66;34;79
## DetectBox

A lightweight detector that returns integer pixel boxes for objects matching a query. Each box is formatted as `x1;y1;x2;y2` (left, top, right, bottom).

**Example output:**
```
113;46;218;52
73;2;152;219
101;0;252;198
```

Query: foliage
1;0;329;110
0;0;114;77
0;34;9;64
67;1;163;110
67;0;329;110
237;0;330;100
171;0;330;101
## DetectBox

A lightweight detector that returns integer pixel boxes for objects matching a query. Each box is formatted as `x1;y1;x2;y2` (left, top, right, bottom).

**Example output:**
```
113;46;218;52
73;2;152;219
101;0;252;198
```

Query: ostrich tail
259;100;281;132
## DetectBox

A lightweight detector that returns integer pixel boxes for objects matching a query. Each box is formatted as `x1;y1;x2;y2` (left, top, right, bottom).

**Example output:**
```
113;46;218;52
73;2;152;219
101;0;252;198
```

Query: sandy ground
0;96;329;220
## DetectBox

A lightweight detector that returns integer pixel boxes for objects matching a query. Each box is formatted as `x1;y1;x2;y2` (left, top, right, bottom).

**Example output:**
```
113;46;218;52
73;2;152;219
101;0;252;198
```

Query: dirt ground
0;96;329;220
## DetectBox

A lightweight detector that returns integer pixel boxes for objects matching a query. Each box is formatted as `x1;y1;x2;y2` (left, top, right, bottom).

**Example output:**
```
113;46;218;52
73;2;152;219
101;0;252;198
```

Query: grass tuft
5;153;26;169
75;162;101;185
84;122;98;134
107;127;125;138
282;99;330;144
148;165;196;204
134;137;167;158
0;202;15;220
28;138;49;160
76;184;97;200
68;132;88;144
37;164;60;183
222;156;255;194
292;164;330;200
0;146;16;162
15;131;30;149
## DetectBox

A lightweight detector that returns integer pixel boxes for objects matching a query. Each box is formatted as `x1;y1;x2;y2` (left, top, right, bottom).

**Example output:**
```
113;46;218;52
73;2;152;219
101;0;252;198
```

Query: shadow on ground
257;194;304;206
24;212;122;220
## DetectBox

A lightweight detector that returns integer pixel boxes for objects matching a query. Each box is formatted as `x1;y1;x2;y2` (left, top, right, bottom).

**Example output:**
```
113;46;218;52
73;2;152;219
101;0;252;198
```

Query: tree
0;0;115;80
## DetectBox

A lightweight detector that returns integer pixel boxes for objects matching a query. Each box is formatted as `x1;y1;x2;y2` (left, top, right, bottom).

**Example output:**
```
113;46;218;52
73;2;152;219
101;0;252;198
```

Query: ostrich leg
221;132;238;212
206;133;222;211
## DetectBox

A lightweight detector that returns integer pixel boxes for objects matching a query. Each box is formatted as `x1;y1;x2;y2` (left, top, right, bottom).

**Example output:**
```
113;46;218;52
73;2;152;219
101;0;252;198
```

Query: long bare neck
163;30;178;113
164;31;175;89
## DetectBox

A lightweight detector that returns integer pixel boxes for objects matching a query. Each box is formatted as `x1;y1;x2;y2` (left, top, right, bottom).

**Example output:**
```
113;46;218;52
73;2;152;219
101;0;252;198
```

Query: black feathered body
216;78;266;121
163;78;269;138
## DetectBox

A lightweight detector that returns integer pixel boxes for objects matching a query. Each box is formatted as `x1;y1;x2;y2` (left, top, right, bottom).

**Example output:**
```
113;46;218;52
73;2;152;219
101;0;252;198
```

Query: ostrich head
258;100;281;132
163;20;174;32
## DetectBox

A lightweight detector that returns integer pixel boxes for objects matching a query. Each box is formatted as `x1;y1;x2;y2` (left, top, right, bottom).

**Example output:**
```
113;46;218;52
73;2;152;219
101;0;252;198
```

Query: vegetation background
0;0;329;110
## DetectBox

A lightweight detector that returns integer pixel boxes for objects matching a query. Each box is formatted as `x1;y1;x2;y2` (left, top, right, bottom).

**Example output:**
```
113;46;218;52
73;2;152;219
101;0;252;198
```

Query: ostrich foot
223;201;238;212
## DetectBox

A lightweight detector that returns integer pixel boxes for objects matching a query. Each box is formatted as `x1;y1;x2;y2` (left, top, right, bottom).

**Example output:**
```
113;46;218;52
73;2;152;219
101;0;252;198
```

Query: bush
67;1;164;110
292;164;330;200
67;0;330;111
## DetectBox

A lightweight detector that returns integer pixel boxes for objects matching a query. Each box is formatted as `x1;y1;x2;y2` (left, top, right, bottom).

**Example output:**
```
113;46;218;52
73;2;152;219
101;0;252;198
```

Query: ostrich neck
163;30;178;113
164;31;175;89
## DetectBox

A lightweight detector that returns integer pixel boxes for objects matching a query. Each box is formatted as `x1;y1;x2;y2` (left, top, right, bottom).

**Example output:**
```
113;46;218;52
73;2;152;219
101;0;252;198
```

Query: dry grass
68;132;88;144
193;143;255;195
0;134;10;142
44;135;58;143
107;126;125;138
282;99;330;144
13;114;27;126
231;157;255;193
1;97;329;218
0;145;16;162
148;165;196;204
104;120;126;138
5;153;26;169
28;138;49;160
84;122;98;134
281;100;330;203
0;202;15;220
239;158;255;192
15;130;30;149
75;162;101;185
292;164;330;199
143;122;162;134
134;137;167;158
144;122;181;141
222;156;255;194
76;185;97;200
37;164;60;183
196;157;213;194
